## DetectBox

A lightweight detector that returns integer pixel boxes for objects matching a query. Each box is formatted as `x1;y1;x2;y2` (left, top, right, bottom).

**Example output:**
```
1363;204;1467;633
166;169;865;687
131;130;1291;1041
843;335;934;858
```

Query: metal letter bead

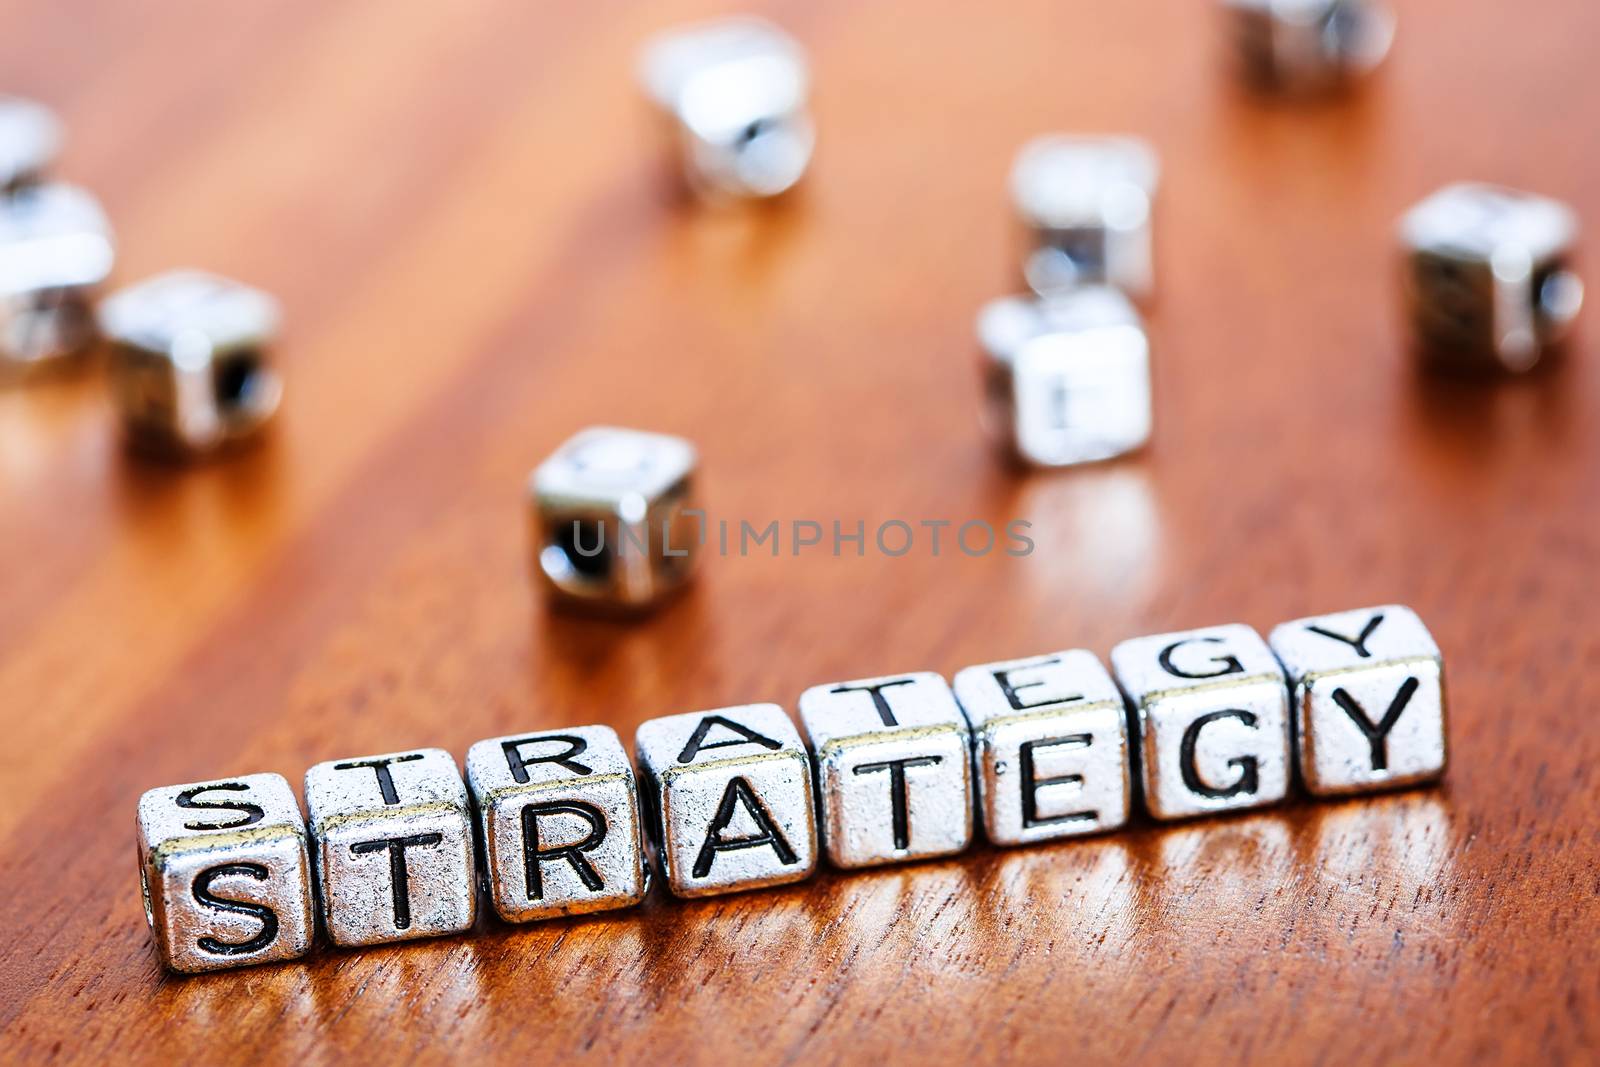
638;17;813;201
797;672;973;869
977;286;1152;467
465;725;648;923
635;703;818;898
135;772;314;974
530;426;700;612
0;96;61;193
1224;0;1396;93
1010;134;1158;300
1400;182;1583;373
1111;623;1291;821
0;183;113;380
953;650;1131;847
305;748;477;947
100;270;283;454
1269;604;1447;796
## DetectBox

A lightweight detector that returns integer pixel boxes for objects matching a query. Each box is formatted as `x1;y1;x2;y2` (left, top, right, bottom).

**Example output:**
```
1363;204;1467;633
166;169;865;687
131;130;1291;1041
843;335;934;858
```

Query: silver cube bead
1225;0;1396;92
977;286;1152;467
635;703;818;898
0;96;61;193
953;650;1132;847
797;672;973;869
135;772;315;974
1111;623;1291;821
0;183;113;379
101;270;283;454
1400;182;1583;373
305;748;477;947
465;725;648;923
1269;604;1448;796
1011;134;1158;300
530;426;700;612
639;17;813;201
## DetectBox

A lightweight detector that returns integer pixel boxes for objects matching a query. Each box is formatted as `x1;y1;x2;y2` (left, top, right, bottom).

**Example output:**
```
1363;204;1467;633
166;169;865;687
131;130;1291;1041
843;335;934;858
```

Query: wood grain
2;0;1597;1063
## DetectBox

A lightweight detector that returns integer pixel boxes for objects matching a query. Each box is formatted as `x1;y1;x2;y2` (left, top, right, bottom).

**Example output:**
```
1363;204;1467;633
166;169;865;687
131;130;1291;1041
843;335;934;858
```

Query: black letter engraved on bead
175;783;265;832
691;777;798;878
192;863;279;956
1179;710;1260;799
991;657;1082;712
332;754;425;806
521;801;606;900
677;715;783;764
1331;677;1420;771
1158;637;1244;680
828;678;919;726
1019;736;1097;829
852;756;943;851
501;735;592;783
1307;614;1385;658
349;833;444;930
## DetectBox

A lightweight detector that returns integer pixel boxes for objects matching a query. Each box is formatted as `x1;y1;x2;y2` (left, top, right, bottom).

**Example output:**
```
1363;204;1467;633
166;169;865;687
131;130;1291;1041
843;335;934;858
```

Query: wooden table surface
2;1;1596;1063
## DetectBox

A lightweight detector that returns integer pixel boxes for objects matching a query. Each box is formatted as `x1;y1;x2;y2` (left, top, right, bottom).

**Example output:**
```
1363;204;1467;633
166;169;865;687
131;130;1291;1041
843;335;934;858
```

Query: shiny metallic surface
0;95;61;192
977;286;1152;467
135;772;314;974
0;183;112;379
1400;182;1583;373
953;650;1131;847
1111;623;1291;821
635;703;818;898
530;426;700;612
100;270;283;453
465;725;647;923
1011;134;1158;299
1225;0;1396;92
639;17;813;201
1269;605;1447;796
305;748;477;947
797;672;972;869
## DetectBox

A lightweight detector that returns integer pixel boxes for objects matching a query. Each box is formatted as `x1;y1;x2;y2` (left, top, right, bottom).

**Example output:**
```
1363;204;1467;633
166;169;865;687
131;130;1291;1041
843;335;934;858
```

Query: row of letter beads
137;603;1447;973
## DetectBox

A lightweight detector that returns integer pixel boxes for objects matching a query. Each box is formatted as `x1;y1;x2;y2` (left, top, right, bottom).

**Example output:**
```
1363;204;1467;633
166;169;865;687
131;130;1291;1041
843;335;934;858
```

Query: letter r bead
953;650;1131;846
1269;605;1448;796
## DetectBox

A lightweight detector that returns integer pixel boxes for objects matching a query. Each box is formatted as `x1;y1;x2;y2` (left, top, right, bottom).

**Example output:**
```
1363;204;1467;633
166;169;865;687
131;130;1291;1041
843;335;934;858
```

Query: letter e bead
1269;604;1447;796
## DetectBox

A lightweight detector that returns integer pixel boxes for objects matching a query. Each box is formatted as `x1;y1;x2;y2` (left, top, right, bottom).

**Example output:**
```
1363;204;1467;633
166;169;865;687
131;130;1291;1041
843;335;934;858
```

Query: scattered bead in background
135;772;315;974
1010;134;1159;300
304;748;478;948
1224;0;1396;93
1399;182;1583;374
638;17;813;202
976;286;1152;468
100;269;282;455
0;94;60;194
0;182;113;380
530;425;701;612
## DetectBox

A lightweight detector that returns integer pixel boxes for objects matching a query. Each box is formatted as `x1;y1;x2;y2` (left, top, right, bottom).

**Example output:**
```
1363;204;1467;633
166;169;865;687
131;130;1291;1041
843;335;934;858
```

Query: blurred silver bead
953;650;1132;847
305;748;477;948
1111;623;1291;821
977;286;1152;467
1400;182;1582;373
101;270;282;454
1225;0;1395;92
0;95;61;193
465;725;648;923
639;17;813;201
635;703;819;898
135;772;315;974
1269;605;1447;796
797;672;973;869
530;426;700;612
1011;134;1158;300
0;183;112;380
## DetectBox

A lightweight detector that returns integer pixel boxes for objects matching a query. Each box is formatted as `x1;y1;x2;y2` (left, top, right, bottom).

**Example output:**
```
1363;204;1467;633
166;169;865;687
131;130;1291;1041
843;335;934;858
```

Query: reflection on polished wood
1;0;1596;1062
